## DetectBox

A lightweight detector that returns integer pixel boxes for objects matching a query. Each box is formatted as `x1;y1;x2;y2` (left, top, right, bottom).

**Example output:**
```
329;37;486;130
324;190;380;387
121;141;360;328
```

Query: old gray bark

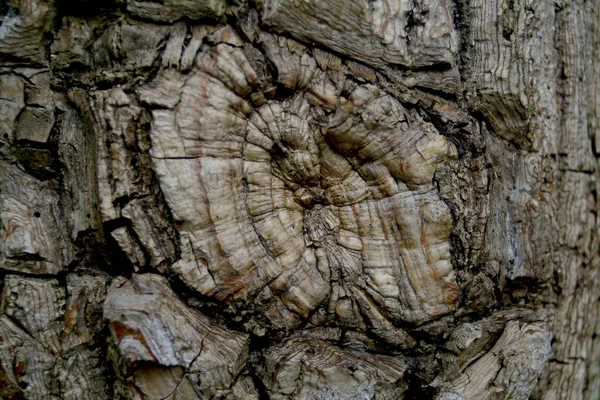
0;0;598;399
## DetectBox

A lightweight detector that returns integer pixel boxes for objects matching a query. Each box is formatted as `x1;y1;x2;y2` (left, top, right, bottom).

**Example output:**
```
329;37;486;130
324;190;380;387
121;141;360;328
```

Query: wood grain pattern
104;273;250;398
262;0;457;70
0;0;598;398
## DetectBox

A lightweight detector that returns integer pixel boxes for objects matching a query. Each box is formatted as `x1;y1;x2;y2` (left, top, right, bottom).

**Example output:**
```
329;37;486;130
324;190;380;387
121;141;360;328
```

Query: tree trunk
0;0;598;399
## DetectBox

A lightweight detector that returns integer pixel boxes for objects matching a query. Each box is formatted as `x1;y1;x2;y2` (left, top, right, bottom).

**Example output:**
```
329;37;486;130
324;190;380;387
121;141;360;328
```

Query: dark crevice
0;0;10;16
55;0;122;19
0;268;70;282
5;253;46;262
14;138;55;150
405;10;415;35
102;217;130;232
0;53;47;69
401;61;454;73
112;193;151;208
414;84;459;101
419;104;473;157
247;335;272;400
101;225;137;277
163;272;241;327
402;356;440;400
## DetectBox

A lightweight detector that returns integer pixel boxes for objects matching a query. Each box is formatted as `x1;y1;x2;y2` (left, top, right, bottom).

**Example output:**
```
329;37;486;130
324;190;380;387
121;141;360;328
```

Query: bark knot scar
138;27;461;333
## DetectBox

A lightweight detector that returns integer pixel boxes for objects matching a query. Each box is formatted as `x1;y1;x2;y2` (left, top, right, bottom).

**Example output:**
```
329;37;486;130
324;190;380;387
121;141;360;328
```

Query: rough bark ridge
0;0;598;399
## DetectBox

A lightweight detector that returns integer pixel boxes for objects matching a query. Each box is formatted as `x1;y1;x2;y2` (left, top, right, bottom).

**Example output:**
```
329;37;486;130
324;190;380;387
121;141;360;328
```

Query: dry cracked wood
259;336;408;399
0;161;72;274
0;0;599;398
437;320;552;400
0;271;110;399
104;273;250;398
262;0;458;70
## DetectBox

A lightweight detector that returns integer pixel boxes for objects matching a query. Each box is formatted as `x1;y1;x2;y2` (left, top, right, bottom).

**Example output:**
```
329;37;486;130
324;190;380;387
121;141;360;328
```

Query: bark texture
0;0;598;399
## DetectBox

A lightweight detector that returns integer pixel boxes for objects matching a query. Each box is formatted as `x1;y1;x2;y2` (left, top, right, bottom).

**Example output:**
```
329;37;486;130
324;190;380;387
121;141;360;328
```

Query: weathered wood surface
0;0;598;399
104;273;249;398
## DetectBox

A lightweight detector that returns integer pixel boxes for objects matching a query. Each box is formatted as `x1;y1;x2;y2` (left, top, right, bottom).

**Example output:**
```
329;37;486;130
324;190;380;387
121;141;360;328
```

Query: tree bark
0;0;598;399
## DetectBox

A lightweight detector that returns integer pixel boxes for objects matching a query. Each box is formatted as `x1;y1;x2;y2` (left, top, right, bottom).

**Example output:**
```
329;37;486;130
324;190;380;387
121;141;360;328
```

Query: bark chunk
0;161;71;274
259;337;408;399
262;0;458;69
104;273;250;396
126;0;226;22
438;321;551;400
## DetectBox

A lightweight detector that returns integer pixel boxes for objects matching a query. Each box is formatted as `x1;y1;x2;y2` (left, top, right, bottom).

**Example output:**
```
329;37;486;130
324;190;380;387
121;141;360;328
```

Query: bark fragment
0;162;71;274
438;321;551;400
125;0;226;23
262;0;457;69
104;273;250;397
259;337;408;399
